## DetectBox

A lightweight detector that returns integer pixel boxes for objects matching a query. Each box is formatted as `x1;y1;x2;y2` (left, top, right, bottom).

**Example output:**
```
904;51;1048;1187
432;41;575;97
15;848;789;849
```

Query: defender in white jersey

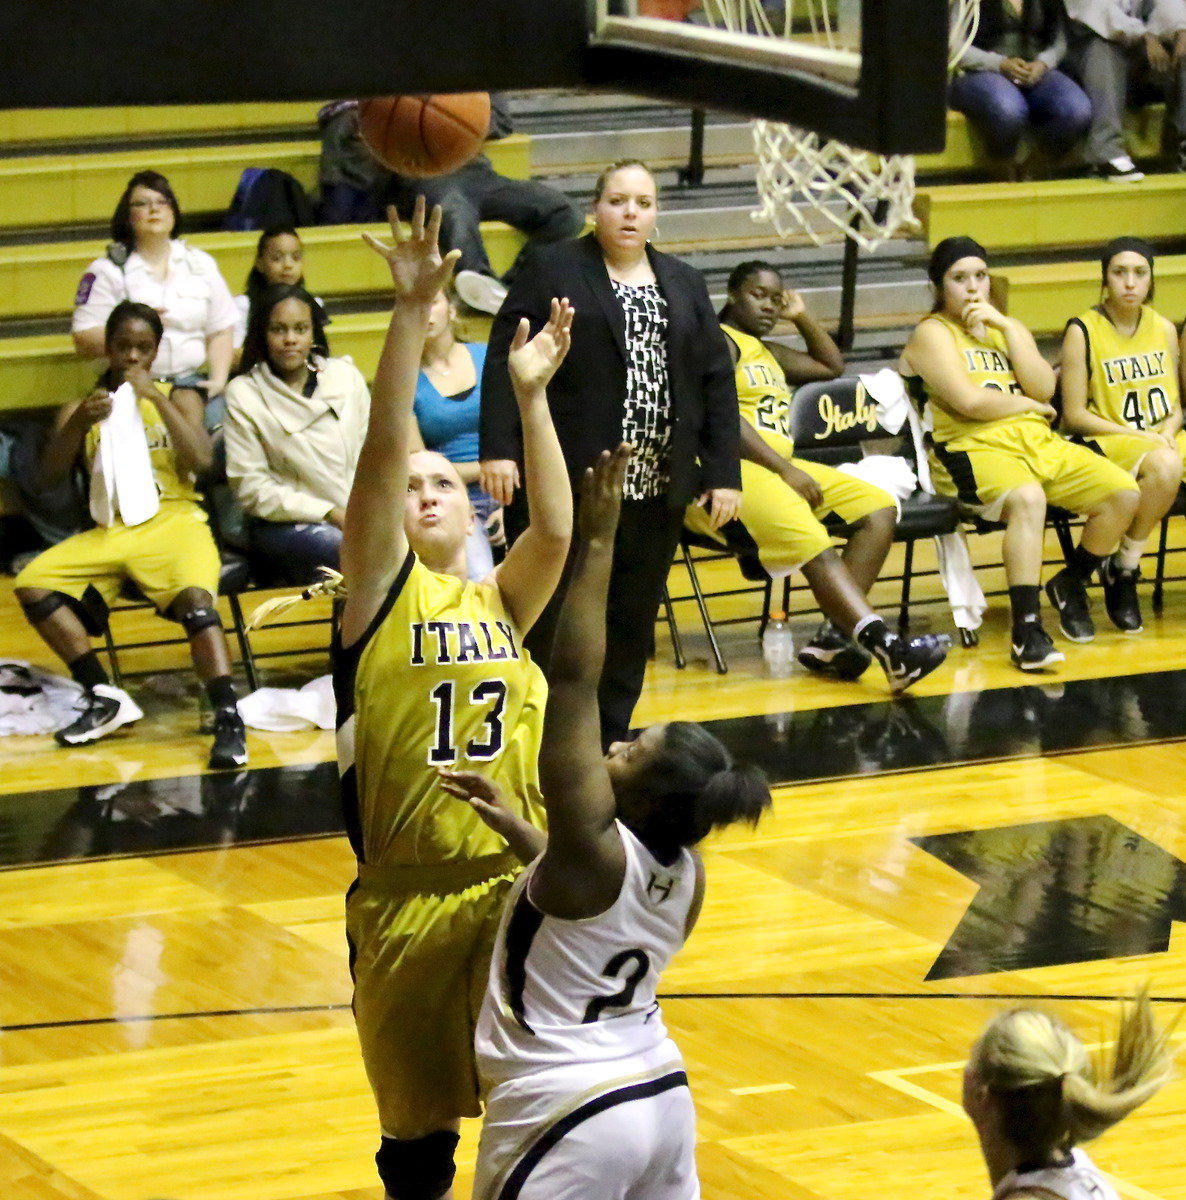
963;991;1175;1200
442;447;771;1200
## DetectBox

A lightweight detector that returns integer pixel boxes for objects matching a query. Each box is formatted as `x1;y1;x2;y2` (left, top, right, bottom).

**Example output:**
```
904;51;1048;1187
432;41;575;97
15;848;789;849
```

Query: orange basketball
358;93;491;178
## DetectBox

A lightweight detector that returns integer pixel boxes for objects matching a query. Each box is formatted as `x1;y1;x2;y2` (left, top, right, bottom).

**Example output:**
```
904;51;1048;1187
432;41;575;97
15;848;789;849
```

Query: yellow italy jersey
333;551;547;869
84;395;200;505
1070;305;1179;432
908;313;1044;444
722;324;796;457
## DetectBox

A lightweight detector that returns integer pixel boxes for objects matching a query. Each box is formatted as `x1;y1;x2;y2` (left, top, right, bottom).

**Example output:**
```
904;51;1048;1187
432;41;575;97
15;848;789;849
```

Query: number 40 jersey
332;549;547;869
476;822;697;1088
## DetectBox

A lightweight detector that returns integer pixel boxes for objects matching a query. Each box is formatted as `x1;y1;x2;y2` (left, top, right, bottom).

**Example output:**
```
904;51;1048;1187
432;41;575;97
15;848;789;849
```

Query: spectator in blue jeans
413;286;502;580
950;0;1093;175
387;95;583;315
223;284;370;585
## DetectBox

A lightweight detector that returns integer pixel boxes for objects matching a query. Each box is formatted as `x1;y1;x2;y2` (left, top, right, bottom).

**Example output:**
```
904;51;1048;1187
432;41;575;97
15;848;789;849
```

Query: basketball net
703;1;979;250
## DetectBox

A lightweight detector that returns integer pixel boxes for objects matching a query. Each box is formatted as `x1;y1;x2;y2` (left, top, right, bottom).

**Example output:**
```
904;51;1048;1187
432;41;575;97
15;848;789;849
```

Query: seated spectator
223;284;369;585
72;170;238;430
685;260;950;692
1059;236;1183;632
950;0;1092;175
1064;0;1186;180
414;286;502;580
15;301;248;769
387;94;583;314
316;99;387;225
899;237;1139;670
233;226;323;349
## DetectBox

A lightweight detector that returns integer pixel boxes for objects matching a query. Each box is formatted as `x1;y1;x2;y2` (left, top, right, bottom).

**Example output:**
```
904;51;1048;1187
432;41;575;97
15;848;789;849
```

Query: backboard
0;0;946;154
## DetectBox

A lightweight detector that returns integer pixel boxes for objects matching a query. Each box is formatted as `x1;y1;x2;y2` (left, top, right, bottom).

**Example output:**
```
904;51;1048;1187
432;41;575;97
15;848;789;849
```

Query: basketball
358;93;491;178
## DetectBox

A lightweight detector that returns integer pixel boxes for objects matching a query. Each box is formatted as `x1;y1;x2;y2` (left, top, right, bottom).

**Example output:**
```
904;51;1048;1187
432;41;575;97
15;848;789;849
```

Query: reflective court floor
1;560;1185;1200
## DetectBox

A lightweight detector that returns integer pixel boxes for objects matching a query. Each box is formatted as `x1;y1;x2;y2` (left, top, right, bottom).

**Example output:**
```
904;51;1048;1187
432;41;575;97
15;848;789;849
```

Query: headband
928;236;987;287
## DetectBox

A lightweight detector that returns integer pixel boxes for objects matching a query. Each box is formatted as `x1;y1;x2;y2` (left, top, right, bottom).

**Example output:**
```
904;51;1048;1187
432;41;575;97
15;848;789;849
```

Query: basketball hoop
709;0;980;250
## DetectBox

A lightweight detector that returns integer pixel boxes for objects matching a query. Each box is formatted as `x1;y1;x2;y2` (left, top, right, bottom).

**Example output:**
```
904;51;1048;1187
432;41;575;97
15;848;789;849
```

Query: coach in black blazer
480;159;742;748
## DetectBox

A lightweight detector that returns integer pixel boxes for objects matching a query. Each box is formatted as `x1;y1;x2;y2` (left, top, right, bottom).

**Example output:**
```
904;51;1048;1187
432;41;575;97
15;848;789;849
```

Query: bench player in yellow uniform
685;259;948;692
1060;237;1182;632
334;199;572;1200
15;299;247;768
900;237;1138;670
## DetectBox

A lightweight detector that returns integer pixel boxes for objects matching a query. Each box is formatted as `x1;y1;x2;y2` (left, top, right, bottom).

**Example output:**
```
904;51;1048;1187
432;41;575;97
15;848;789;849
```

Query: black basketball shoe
871;632;951;694
797;620;872;680
209;706;249;770
1044;568;1095;643
1099;557;1143;632
55;684;142;746
1010;620;1065;671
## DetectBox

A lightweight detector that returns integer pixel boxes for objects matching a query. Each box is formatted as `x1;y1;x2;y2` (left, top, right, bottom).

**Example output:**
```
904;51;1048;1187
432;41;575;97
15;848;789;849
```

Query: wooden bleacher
914;104;1168;177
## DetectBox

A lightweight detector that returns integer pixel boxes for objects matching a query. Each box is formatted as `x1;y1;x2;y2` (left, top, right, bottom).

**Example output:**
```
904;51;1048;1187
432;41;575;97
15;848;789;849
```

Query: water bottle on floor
762;611;795;678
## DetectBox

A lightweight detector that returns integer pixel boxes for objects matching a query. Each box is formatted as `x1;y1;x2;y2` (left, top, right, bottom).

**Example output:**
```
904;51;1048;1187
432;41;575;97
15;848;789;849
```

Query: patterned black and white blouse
611;278;672;501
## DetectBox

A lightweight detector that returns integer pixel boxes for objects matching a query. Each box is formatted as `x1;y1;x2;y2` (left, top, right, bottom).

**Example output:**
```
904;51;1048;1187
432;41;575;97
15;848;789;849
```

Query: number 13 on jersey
428;679;508;765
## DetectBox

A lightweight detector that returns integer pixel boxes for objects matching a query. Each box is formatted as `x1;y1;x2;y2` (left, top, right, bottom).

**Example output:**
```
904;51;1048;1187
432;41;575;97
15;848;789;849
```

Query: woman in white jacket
224;284;370;584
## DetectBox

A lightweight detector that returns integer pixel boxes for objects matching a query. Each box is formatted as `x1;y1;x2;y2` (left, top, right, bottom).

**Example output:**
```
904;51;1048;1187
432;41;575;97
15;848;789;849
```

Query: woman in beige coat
224;284;370;584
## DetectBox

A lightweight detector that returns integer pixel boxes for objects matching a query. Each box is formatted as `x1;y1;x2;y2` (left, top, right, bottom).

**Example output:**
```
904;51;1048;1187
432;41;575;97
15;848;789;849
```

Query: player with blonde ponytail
963;989;1178;1199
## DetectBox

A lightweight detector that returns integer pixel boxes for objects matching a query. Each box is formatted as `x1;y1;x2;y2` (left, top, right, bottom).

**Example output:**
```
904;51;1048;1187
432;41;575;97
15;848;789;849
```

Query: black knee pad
176;605;222;637
19;591;69;624
375;1131;460;1200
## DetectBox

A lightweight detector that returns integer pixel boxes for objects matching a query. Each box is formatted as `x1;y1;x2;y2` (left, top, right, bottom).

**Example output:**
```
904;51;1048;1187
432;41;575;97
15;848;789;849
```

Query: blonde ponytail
971;988;1178;1159
247;566;347;630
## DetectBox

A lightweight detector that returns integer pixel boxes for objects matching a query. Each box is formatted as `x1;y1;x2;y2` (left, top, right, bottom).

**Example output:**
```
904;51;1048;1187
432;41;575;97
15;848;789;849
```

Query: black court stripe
4;993;1185;1035
496;1070;689;1200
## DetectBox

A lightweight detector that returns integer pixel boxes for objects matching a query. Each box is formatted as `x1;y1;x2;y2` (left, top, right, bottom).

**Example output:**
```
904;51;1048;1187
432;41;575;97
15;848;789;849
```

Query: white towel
90;382;160;528
835;454;916;517
238;674;335;732
0;660;82;735
859;370;987;632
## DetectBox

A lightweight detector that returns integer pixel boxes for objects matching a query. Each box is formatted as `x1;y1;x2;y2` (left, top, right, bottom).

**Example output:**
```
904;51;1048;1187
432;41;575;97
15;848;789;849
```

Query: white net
721;0;980;250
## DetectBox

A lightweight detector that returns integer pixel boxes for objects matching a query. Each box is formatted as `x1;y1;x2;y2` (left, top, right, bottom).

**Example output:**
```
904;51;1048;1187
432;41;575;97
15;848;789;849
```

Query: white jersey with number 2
476;820;696;1088
993;1149;1120;1200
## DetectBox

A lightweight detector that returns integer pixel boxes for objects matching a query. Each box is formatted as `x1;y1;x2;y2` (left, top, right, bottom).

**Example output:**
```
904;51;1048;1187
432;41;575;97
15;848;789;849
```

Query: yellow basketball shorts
1082;429;1186;478
15;500;220;630
928;422;1138;522
346;857;519;1139
684;457;894;575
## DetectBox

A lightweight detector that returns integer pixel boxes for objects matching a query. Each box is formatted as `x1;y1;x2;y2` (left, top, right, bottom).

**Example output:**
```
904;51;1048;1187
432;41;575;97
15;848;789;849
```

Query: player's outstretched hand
578;443;631;546
508;298;574;397
361;196;461;305
439;768;513;829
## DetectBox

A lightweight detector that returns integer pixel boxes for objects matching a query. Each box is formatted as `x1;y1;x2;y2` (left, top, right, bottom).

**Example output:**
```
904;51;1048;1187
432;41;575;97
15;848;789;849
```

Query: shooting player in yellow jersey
335;199;573;1200
686;260;948;692
900;237;1138;670
1060;237;1183;633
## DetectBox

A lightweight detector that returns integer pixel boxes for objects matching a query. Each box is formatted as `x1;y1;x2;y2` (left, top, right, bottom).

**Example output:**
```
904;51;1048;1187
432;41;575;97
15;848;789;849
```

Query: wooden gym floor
2;529;1186;1200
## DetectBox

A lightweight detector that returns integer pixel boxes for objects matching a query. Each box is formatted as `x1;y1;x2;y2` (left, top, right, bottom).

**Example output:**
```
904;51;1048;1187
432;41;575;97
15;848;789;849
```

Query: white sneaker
1093;155;1144;183
455;269;508;315
54;683;143;746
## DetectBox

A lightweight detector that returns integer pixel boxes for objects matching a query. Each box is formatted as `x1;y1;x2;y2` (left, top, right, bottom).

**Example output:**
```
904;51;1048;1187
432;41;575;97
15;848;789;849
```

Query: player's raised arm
339;198;461;646
491;300;574;633
530;445;633;917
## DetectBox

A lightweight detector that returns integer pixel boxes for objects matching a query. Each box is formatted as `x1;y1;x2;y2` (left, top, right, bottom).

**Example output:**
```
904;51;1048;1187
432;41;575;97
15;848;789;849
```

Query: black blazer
479;233;741;507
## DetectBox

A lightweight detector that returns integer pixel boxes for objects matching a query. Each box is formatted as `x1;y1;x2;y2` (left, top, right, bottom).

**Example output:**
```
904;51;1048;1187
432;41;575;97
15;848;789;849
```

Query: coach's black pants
508;493;685;751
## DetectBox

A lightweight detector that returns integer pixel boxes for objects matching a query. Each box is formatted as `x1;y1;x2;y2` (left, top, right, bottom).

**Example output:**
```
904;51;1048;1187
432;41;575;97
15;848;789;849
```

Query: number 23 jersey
476;822;697;1087
332;549;547;868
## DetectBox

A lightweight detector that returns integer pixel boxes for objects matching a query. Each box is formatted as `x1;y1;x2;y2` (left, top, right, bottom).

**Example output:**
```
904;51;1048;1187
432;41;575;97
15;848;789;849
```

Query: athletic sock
205;675;238;711
1068;543;1102;582
1008;585;1041;629
1115;536;1145;572
853;614;890;652
68;650;108;691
